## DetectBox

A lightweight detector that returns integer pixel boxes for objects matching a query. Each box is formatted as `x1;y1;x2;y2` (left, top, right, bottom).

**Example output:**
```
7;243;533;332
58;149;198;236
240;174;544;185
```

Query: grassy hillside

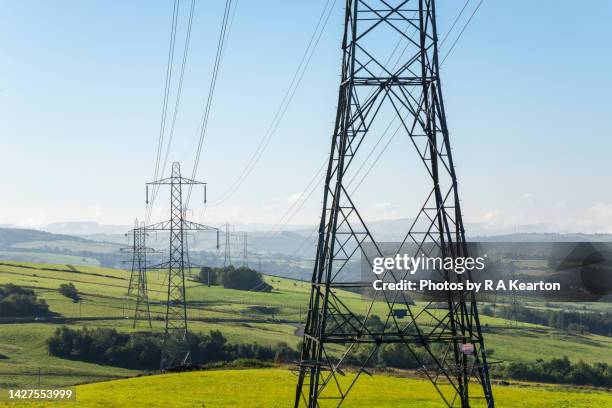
0;261;610;391
1;368;610;407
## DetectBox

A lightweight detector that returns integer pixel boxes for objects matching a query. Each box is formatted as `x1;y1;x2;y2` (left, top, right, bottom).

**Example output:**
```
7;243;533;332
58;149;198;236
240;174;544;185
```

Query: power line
266;159;327;234
147;0;181;224
441;0;486;65
271;14;421;243
256;1;407;239
156;0;197;209
186;0;236;207
209;0;337;206
440;0;471;47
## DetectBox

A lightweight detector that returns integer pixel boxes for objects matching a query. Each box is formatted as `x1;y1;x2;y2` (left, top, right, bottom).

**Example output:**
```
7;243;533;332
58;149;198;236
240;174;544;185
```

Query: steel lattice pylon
125;219;152;328
146;162;219;370
127;219;141;297
133;220;152;329
294;1;494;407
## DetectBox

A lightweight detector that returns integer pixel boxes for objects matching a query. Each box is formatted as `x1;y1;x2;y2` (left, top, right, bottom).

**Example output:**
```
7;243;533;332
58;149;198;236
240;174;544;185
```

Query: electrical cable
440;0;485;65
209;0;337;206
185;0;235;207
146;0;181;224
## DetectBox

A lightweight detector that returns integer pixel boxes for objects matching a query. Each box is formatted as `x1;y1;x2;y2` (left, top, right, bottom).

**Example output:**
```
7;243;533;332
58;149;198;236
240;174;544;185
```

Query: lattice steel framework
125;219;153;328
132;220;154;328
223;222;232;267
294;1;494;407
127;219;141;297
146;162;219;370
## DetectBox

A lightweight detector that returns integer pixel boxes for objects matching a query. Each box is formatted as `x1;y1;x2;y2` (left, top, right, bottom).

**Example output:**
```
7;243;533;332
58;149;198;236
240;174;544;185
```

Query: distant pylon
133;221;151;328
224;222;232;267
243;232;248;268
145;162;219;370
125;219;152;328
126;219;140;296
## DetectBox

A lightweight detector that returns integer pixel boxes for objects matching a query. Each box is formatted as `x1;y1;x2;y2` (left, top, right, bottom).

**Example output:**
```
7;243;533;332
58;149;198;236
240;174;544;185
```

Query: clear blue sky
1;0;611;234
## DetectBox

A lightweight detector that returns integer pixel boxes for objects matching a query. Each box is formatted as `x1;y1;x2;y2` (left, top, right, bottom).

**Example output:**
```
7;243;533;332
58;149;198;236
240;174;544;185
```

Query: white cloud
481;209;503;222
287;192;304;204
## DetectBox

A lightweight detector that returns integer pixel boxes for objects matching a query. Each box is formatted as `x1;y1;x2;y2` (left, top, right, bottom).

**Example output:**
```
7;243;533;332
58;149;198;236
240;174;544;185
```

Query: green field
0;261;610;405
1;368;611;408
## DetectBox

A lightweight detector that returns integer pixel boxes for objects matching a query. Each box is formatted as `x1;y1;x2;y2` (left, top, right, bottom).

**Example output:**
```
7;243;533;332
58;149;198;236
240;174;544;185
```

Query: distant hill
0;228;89;249
1;222;611;279
0;228;123;267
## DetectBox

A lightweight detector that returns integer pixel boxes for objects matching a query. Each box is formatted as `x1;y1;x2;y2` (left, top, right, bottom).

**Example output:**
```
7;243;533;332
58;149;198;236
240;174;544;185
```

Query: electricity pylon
126;219;140;297
124;219;152;328
223;222;232;267
242;232;248;268
146;162;219;370
294;1;494;407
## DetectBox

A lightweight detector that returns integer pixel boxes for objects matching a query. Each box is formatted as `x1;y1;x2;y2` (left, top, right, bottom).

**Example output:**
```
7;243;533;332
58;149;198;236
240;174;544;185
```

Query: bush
0;284;50;317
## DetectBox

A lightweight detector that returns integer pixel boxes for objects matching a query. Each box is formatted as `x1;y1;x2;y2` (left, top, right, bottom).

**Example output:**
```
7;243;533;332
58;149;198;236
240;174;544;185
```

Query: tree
198;267;217;286
0;284;50;317
59;283;80;302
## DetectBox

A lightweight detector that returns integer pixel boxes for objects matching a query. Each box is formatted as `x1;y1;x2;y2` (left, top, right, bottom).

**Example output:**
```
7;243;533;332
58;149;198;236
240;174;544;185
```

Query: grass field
1;368;610;407
0;261;611;398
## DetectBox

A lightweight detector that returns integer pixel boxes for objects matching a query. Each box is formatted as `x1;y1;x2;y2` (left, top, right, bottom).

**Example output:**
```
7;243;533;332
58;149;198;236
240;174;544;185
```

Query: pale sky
1;1;611;233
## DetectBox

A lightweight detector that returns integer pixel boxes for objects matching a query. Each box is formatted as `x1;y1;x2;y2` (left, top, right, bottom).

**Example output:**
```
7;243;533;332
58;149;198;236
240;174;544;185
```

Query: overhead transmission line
159;0;197;198
208;0;338;207
185;0;236;207
266;159;328;235
237;6;424;241
147;0;197;223
266;10;421;240
146;0;236;223
441;0;485;65
440;0;471;47
146;0;181;224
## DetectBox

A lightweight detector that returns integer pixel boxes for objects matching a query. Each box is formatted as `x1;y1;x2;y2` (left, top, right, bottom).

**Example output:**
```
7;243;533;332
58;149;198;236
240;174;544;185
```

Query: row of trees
0;283;50;317
46;327;296;370
339;342;612;388
480;303;612;336
196;266;272;292
494;357;612;387
45;323;612;387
